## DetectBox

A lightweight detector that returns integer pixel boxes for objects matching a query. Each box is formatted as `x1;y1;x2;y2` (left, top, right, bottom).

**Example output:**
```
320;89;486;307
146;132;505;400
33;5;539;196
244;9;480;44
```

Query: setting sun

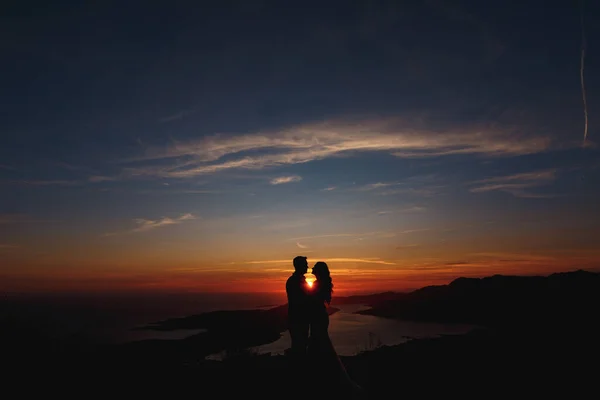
306;279;314;288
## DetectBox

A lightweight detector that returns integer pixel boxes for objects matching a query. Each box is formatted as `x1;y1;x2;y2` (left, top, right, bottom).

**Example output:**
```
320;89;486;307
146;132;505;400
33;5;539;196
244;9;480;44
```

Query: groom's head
293;256;308;274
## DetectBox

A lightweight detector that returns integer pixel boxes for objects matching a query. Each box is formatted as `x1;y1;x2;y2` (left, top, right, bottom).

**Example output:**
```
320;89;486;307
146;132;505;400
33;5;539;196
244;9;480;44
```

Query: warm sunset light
0;1;599;298
2;3;599;399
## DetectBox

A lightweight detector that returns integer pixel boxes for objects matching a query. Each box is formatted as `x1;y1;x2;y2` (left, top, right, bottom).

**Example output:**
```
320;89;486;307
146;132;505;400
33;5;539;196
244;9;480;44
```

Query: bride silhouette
307;262;364;396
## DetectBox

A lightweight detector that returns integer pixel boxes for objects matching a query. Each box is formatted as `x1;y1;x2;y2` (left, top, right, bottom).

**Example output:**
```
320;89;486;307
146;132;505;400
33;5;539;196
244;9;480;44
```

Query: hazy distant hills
356;269;600;329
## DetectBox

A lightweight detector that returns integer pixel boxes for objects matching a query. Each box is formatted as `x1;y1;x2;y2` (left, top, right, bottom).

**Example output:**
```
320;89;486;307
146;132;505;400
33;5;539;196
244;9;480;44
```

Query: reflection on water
209;304;475;360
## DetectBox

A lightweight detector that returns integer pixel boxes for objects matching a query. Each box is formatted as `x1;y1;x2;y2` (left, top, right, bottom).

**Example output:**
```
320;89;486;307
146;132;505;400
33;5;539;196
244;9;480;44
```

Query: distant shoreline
127;269;600;357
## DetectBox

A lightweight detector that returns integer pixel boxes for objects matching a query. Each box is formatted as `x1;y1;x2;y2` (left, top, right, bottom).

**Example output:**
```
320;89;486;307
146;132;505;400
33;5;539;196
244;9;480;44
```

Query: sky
1;0;600;295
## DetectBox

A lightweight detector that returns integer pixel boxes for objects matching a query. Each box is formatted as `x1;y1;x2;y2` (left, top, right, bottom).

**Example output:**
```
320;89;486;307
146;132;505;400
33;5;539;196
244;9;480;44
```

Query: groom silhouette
286;256;310;359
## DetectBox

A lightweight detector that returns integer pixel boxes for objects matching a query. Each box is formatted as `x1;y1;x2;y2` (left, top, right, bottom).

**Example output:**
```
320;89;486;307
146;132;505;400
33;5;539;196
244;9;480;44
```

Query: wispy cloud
289;231;394;241
322;186;337;191
399;228;431;234
270;175;302;185
472;170;557;185
131;213;195;232
375;207;425;215
370;207;427;218
242;257;396;265
159;107;197;123
290;233;359;241
400;206;427;213
358;182;401;191
443;260;472;267
118;119;552;179
396;244;420;250
469;169;558;198
0;244;18;250
379;186;445;197
355;176;445;197
104;213;196;236
296;242;308;249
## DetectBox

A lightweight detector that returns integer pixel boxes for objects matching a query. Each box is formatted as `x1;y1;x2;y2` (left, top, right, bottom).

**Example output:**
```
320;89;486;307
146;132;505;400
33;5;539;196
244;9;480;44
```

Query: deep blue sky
1;0;600;293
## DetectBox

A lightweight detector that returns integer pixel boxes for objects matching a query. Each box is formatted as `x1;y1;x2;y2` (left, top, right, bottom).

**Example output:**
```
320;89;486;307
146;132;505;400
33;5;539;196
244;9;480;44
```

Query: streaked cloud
296;242;308;249
396;244;420;250
399;228;431;234
472;170;556;185
356;176;445;197
467;252;555;262
270;175;302;185
159;107;197;123
290;233;358;241
376;208;426;216
378;186;445;197
322;186;337;191
103;213;196;236
469;169;557;198
358;182;401;191
118;119;553;179
242;257;397;265
289;231;395;241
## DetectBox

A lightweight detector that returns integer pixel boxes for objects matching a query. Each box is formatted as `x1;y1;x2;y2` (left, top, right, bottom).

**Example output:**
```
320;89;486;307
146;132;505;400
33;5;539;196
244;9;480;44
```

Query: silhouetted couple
286;256;363;396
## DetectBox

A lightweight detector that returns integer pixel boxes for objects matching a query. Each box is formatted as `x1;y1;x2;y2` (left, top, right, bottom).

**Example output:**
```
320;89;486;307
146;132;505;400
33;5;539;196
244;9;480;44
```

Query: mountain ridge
356;268;600;328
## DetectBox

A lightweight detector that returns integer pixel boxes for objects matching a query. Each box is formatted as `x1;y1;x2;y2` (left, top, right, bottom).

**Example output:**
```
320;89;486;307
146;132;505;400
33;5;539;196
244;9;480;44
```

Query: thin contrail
581;0;589;145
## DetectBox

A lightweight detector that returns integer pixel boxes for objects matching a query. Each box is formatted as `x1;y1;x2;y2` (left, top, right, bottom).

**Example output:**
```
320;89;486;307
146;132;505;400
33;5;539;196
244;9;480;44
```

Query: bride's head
312;261;333;304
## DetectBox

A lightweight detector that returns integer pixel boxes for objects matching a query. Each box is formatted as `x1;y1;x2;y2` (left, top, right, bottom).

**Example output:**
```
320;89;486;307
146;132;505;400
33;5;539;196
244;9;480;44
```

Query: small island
127;304;340;359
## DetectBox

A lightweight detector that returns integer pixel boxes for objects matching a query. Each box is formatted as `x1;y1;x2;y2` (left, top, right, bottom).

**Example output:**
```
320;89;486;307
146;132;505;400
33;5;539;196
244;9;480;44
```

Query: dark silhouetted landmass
124;304;340;361
2;270;599;398
357;269;600;331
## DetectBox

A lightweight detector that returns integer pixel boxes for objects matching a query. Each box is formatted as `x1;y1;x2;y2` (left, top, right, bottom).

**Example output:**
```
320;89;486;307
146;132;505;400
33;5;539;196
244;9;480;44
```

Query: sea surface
253;304;474;356
2;293;475;352
207;304;474;359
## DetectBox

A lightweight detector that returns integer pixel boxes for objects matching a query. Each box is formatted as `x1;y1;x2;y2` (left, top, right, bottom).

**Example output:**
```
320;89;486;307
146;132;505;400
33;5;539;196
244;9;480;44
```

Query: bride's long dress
307;283;364;396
